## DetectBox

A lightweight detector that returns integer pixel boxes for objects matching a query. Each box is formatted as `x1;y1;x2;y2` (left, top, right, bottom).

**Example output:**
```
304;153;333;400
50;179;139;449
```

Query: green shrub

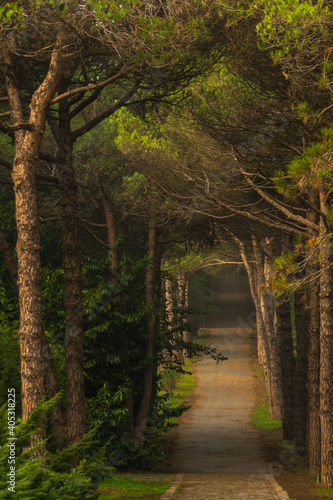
0;399;110;499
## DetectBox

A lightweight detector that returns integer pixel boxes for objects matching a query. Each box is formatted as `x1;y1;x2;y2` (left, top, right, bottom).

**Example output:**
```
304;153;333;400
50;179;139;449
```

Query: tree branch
50;71;127;105
72;82;140;139
242;171;320;233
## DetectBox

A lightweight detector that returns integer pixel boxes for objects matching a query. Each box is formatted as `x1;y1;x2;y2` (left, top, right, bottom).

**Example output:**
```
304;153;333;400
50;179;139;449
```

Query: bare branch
72;82;140;139
50;71;128;105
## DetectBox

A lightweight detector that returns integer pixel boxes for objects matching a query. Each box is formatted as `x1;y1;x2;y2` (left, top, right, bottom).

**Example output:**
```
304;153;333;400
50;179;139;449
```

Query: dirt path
164;327;290;499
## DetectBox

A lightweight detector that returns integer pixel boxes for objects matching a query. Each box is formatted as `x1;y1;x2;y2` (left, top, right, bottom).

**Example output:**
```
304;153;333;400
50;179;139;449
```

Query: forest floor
162;327;331;500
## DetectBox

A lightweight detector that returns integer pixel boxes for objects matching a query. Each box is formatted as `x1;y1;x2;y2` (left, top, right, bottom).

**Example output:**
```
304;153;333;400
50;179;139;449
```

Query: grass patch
313;486;333;496
197;329;210;338
253;403;282;430
252;365;282;431
98;476;171;499
162;358;197;426
159;354;202;427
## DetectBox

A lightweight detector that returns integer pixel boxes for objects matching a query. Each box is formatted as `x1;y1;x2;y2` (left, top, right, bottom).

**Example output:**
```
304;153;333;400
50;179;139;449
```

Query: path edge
265;474;290;499
159;473;184;499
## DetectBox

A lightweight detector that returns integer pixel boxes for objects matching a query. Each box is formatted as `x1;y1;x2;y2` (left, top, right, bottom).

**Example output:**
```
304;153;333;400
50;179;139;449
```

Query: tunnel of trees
1;0;333;496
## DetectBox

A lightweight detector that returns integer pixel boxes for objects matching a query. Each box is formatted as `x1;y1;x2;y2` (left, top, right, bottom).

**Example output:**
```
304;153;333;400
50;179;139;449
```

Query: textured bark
0;232;65;443
41;334;66;445
307;273;321;478
96;175;117;269
294;292;309;455
319;192;333;486
134;209;157;442
253;236;282;419
274;299;295;440
233;234;272;412
182;278;192;346
3;43;63;451
57;96;85;446
176;276;185;365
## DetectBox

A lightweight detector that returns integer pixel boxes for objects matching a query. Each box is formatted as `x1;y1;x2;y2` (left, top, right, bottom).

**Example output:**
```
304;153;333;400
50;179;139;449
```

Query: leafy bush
0;399;111;499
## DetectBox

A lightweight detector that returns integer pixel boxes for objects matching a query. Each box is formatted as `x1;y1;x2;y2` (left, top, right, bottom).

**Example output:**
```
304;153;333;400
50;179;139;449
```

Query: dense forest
1;0;333;497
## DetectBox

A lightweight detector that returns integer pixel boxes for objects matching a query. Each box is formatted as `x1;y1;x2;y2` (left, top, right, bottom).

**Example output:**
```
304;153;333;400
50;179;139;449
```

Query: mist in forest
191;266;255;330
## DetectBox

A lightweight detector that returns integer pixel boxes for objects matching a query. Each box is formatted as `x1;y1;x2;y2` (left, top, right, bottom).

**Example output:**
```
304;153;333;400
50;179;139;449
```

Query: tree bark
96;175;117;269
134;208;157;442
183;277;192;347
274;299;295;440
294;292;309;455
3;42;63;449
319;191;333;486
253;236;282;419
57;94;85;447
176;276;185;365
307;271;321;478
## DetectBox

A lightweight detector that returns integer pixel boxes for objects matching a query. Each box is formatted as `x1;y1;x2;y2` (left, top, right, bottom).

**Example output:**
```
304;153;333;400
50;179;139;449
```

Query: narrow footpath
162;327;290;500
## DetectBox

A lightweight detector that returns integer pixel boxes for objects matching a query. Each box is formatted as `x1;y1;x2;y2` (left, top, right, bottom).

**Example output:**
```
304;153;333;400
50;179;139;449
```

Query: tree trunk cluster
234;226;333;485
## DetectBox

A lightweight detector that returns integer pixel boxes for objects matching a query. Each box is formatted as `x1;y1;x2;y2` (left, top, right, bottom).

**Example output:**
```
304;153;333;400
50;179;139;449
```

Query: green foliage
274;128;333;198
0;324;21;414
0;2;24;27
0;399;110;499
254;0;332;56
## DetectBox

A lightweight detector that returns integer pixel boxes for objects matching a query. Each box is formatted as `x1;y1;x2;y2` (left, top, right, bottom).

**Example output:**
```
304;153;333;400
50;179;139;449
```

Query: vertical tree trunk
3;44;63;450
0;232;66;444
176;276;185;365
294;292;309;455
57;95;85;447
183;277;192;347
96;174;117;269
319;191;333;486
306;191;321;476
307;272;321;478
274;299;295;440
134;208;157;442
232;233;273;414
253;236;282;419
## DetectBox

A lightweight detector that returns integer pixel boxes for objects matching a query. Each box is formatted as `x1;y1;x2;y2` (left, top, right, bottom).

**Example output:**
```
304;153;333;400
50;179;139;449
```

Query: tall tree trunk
0;232;66;444
232;233;273;411
183;277;192;347
306;191;321;476
294;292;309;455
319;191;333;486
134;208;157;442
57;95;85;447
176;276;185;365
253;236;282;419
307;270;321;478
96;174;117;269
3;44;63;450
274;299;295;440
